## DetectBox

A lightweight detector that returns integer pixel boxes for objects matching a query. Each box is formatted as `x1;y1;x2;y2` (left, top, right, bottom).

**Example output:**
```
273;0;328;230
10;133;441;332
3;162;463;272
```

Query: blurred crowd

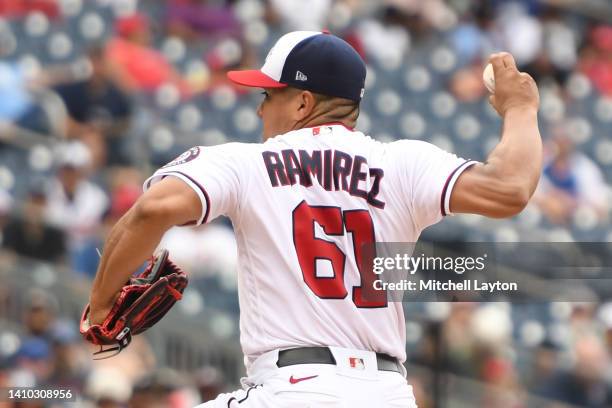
0;288;227;407
408;302;612;407
1;0;612;406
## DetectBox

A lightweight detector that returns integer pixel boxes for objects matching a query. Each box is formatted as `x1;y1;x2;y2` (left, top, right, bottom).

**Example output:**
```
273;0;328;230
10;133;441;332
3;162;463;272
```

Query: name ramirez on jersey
262;149;385;209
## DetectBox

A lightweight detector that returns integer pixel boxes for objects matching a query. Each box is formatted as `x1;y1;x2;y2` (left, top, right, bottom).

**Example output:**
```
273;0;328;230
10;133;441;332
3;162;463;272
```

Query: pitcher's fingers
499;52;517;70
488;53;507;77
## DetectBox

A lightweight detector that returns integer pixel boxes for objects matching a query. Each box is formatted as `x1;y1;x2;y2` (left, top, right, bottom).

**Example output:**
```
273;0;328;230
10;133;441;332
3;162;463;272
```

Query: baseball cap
228;31;366;102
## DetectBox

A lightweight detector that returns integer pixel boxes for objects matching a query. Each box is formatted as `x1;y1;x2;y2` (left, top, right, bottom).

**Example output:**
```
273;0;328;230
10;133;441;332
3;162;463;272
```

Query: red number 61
292;201;387;308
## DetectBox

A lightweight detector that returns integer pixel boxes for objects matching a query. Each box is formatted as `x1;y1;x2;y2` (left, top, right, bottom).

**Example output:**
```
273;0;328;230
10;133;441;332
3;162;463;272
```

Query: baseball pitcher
87;31;541;407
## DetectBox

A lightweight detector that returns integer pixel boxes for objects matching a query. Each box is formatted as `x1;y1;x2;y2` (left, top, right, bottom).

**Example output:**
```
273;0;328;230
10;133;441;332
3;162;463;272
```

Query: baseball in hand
483;63;495;93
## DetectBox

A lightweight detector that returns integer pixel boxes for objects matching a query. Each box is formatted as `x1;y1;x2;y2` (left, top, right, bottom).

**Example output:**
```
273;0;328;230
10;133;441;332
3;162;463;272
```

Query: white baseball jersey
144;124;477;371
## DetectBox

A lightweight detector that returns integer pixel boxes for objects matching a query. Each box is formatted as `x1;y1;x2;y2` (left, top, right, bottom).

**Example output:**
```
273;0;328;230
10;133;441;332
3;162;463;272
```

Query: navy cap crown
280;34;366;102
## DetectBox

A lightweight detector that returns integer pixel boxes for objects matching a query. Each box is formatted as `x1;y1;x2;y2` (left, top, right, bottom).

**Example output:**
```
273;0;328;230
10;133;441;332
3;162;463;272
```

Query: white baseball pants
195;346;418;408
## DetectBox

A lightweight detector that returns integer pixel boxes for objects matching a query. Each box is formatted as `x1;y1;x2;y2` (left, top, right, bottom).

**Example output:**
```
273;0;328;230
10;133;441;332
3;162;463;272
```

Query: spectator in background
441;303;478;377
384;0;457;34
0;28;50;135
496;2;542;68
0;189;13;241
193;367;225;403
0;0;58;20
44;142;108;276
355;6;411;67
106;13;190;95
265;0;331;31
448;3;499;68
480;357;525;407
21;289;58;341
158;220;237;279
203;35;261;93
449;64;488;103
538;335;612;407
579;25;612;96
47;320;89;393
3;182;66;263
10;337;53;388
528;339;561;395
129;368;200;408
85;367;132;408
105;167;142;226
522;6;578;87
165;0;241;41
598;303;612;356
534;130;609;224
92;336;156;385
0;57;34;125
54;46;134;167
79;167;142;280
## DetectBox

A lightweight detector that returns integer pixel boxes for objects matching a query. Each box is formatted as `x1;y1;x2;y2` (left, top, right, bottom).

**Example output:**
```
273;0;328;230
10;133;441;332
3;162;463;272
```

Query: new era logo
295;71;308;81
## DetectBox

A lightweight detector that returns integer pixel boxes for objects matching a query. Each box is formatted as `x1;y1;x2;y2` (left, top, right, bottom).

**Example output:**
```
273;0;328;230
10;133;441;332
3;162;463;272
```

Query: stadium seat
161;36;187;65
429;46;457;74
566;72;593;101
47;32;73;61
566;116;592;145
211;86;238;111
176;104;203;133
399;112;426;139
24;11;50;38
232;106;260;135
430;91;457;119
155;83;181;110
454;113;481;141
244;20;270;47
79;12;106;41
595;97;612;124
375;89;402;117
403;66;432;93
0;166;15;192
149;125;176;153
594;140;612;167
59;0;83;18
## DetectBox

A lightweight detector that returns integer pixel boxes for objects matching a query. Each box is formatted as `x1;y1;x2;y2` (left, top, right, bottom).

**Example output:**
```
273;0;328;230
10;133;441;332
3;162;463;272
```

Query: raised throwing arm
450;52;542;218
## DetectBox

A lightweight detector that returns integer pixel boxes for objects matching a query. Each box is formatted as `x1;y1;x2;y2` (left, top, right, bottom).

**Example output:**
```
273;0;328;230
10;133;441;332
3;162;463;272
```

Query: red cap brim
227;70;287;88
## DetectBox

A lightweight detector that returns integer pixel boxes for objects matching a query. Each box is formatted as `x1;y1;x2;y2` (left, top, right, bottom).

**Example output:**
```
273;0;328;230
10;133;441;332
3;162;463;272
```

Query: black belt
276;347;402;373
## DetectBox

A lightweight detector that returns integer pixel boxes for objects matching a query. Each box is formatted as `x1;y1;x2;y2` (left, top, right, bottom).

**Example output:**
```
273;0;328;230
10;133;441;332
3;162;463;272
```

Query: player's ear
295;90;316;120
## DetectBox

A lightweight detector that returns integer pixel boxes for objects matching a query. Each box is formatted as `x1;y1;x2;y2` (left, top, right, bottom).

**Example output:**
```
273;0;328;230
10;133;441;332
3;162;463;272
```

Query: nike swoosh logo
289;375;319;384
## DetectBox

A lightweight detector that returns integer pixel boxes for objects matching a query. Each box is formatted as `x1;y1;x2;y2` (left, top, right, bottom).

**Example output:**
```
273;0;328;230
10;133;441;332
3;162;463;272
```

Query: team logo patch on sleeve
162;146;201;168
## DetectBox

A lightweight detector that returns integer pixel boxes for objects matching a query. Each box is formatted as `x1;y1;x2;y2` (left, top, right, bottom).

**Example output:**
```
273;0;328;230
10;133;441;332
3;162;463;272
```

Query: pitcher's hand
488;52;539;116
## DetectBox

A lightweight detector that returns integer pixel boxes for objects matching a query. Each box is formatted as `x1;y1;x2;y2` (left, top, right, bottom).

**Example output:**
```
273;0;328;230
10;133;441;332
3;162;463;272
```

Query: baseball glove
80;249;188;359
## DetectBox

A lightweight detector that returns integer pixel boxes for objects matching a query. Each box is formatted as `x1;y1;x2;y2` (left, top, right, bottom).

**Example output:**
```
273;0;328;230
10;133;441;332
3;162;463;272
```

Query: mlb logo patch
312;126;332;136
349;357;365;370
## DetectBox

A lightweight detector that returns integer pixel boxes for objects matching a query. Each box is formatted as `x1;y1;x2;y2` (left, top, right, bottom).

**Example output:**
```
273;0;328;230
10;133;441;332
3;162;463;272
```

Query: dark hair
313;92;360;123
